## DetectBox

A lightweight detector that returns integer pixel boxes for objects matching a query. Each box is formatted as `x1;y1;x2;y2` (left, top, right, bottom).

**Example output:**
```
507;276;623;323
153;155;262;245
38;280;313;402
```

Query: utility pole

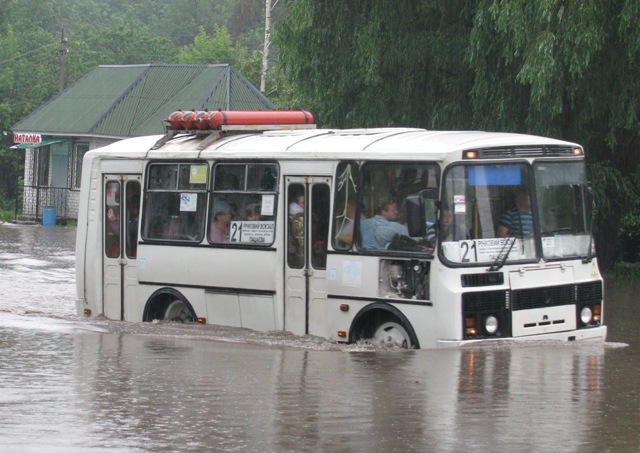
58;24;68;93
260;0;277;94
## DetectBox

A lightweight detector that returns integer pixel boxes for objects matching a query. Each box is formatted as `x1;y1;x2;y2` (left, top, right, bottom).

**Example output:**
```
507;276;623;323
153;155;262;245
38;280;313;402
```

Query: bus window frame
353;160;441;255
438;160;539;268
141;161;209;243
209;161;280;247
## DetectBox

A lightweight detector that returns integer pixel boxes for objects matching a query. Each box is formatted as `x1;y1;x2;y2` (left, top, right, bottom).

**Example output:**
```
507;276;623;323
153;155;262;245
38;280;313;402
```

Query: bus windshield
535;161;592;260
440;161;592;266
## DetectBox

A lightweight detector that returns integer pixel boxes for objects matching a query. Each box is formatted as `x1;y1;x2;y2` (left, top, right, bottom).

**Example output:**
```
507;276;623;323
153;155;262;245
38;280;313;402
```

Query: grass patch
0;210;15;222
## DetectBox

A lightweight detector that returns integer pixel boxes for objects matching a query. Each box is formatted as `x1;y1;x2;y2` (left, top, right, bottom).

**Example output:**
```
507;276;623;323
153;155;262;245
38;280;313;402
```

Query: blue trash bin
43;206;57;226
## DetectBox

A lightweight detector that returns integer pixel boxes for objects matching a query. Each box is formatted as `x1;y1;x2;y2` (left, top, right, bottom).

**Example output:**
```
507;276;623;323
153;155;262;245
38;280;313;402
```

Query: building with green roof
11;64;275;223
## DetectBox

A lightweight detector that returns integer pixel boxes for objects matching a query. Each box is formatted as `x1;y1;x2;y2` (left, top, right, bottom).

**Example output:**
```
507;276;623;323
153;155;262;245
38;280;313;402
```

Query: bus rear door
103;175;141;320
284;177;331;336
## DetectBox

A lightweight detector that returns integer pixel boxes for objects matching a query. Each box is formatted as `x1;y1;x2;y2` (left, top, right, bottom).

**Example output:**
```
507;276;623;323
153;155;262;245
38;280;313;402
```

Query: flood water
0;223;638;452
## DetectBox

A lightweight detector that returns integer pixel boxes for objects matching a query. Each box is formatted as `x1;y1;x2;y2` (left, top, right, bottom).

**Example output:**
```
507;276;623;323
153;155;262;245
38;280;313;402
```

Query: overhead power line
0;41;58;66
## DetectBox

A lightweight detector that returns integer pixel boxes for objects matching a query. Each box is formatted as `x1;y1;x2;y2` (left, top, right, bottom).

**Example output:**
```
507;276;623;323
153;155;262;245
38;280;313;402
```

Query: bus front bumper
437;325;607;348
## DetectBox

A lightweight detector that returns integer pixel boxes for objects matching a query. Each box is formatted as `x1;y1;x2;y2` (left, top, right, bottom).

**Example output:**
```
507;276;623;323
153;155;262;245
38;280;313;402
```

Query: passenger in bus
105;206;120;257
289;192;304;216
497;188;533;238
288;192;305;265
360;197;409;249
210;211;231;242
244;204;261;221
126;193;140;257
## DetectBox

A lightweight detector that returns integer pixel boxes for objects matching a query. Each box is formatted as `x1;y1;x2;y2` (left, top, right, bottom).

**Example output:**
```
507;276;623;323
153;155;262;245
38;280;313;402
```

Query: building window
72;143;89;189
31;146;50;187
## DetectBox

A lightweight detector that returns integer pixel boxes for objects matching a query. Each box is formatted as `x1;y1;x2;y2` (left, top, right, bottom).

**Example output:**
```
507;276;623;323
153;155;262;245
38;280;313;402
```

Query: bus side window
311;183;330;269
332;161;358;251
358;161;440;251
142;163;208;242
105;181;121;258
125;181;140;258
210;163;278;246
287;184;305;268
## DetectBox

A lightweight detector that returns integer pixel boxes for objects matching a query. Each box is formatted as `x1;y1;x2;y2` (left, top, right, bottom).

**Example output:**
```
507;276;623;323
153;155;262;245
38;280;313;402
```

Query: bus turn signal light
197;317;207;324
83;308;91;317
340;304;349;312
465;317;477;336
337;331;347;338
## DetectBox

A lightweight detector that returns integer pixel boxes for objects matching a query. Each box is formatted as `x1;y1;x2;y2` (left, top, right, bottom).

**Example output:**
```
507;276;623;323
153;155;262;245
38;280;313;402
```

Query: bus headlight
580;306;593;325
484;315;499;335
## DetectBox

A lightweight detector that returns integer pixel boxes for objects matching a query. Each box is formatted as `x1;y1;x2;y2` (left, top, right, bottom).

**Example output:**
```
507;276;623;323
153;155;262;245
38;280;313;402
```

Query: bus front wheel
350;305;419;349
371;321;413;349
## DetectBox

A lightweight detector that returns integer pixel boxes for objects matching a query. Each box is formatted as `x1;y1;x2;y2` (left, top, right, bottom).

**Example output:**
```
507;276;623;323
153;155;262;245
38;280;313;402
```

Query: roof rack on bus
151;110;316;150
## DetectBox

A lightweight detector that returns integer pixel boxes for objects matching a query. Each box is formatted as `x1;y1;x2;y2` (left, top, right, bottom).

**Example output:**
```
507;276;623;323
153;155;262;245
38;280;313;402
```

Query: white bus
75;111;606;348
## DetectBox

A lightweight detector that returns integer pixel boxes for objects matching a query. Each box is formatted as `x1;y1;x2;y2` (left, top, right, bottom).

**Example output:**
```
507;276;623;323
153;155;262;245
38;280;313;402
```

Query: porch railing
20;185;74;222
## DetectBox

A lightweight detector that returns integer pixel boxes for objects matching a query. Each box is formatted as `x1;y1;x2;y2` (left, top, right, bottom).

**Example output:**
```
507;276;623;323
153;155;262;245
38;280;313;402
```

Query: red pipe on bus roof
208;110;314;128
164;110;314;130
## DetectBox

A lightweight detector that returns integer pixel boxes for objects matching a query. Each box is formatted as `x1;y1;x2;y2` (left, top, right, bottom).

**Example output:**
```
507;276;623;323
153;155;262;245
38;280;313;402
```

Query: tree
260;0;275;93
468;0;640;270
276;0;475;128
178;25;262;86
276;0;640;270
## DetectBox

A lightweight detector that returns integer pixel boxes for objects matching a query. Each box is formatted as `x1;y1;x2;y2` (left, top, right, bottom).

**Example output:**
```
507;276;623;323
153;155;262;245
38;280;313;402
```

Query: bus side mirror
405;189;437;237
406;195;423;237
585;184;594;229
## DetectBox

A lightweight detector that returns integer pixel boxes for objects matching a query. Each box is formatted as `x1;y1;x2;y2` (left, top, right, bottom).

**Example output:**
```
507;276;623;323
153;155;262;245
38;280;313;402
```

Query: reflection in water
0;329;612;452
0;223;76;319
457;345;605;452
0;223;639;451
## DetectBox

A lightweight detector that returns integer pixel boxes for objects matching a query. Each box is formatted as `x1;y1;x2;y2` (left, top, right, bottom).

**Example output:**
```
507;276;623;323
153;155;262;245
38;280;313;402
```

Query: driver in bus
497;188;533;238
360;197;409;249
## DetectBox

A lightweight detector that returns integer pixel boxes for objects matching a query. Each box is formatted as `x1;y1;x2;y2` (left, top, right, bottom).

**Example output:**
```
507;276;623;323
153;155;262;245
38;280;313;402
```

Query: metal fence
19;185;72;223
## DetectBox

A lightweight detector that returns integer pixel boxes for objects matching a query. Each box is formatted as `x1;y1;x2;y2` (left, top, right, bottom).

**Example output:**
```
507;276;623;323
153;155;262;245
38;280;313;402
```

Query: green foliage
0;0;270;212
607;262;640;279
277;0;640;270
276;0;475;128
179;26;235;64
616;170;640;262
0;210;15;223
178;25;262;86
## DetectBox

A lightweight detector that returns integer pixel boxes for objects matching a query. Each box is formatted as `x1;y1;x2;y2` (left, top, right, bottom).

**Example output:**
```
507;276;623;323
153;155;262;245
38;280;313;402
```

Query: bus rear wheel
164;299;195;323
371;321;412;348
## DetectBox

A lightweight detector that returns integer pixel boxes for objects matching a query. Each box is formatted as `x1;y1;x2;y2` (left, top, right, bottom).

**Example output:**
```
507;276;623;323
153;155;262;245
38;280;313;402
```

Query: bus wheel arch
349;303;420;349
143;288;196;323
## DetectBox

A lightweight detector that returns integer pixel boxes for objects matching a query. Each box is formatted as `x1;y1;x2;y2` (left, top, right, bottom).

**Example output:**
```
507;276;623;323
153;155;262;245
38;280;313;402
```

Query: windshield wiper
582;234;594;264
488;237;517;272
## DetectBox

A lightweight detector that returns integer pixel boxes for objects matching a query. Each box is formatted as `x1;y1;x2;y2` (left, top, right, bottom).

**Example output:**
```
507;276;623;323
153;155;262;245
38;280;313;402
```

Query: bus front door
103;175;141;320
284;177;331;337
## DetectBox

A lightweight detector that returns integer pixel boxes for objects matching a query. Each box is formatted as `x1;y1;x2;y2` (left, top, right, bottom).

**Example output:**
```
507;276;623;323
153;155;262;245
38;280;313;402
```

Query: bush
606;261;640;279
0;210;14;222
618;212;640;262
